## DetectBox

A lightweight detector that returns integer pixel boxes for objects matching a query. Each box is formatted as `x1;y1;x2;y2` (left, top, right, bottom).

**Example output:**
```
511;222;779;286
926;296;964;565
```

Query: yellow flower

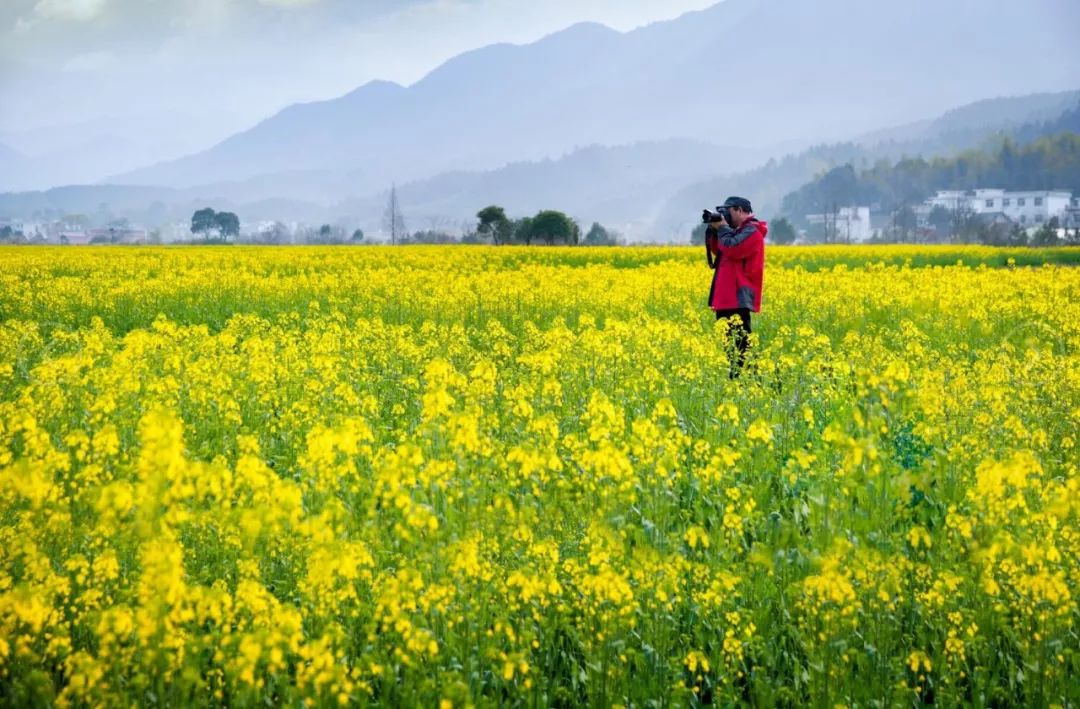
684;525;710;550
684;650;710;674
746;419;773;446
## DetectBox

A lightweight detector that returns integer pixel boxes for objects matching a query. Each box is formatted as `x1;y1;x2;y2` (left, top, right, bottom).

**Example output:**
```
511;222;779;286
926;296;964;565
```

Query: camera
702;206;731;224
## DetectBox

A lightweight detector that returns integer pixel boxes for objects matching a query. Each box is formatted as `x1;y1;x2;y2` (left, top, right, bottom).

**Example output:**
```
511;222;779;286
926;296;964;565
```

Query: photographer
703;196;767;377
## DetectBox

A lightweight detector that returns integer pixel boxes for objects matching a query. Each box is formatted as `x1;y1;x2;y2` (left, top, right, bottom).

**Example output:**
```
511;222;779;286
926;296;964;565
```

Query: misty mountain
0;183;328;227
857;90;1080;152
6;89;1078;240
1012;100;1080;144
0;141;25;168
0;141;45;196
113;0;1080;193
0;111;252;192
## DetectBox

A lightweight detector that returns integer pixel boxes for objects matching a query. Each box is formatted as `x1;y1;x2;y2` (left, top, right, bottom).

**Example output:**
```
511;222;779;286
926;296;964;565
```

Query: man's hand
703;209;728;228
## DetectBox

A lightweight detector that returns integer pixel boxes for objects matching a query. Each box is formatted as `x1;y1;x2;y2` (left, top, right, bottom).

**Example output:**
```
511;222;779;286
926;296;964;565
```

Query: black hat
722;196;753;212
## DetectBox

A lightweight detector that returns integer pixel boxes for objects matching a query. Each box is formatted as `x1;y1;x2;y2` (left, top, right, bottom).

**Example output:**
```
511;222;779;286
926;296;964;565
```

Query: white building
0;219;45;236
1063;196;1080;229
805;206;872;242
926;189;1073;227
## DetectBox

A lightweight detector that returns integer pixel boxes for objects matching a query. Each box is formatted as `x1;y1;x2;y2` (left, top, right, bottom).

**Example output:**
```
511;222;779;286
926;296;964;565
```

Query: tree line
181;204;620;246
474;206;618;246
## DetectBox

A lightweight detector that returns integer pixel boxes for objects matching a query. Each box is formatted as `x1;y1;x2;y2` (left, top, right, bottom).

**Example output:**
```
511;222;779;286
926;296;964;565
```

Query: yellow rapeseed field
1;245;1078;706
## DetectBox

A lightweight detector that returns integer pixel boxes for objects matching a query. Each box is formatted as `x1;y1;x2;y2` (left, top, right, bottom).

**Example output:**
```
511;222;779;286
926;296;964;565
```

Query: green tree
950;204;980;244
351;228;365;243
583;222;617;246
476;205;513;245
513;217;535;245
893;205;919;243
1007;224;1028;247
214;212;240;242
191;208;217;240
530;210;576;245
1064;226;1080;246
1031;220;1060;247
927;205;952;235
770;217;797;245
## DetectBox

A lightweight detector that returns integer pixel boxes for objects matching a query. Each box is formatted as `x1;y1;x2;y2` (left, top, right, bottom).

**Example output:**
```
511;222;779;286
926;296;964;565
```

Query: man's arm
716;221;761;259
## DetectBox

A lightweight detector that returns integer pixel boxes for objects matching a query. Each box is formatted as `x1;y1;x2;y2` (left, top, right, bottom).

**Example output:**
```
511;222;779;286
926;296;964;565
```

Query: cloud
33;0;108;22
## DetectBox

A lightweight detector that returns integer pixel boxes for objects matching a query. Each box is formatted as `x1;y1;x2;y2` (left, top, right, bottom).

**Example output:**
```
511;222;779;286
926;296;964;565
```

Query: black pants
715;308;751;376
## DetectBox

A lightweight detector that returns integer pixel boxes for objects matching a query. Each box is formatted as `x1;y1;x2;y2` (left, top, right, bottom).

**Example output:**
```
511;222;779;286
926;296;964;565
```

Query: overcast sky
0;0;720;139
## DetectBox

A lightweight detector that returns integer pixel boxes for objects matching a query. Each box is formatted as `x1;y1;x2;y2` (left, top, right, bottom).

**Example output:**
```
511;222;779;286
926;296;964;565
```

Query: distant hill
111;0;1080;193
0;110;251;193
0;183;326;226
779;132;1080;225
778;106;1080;221
654;91;1080;234
331;139;774;237
0;142;30;184
859;90;1080;147
1012;100;1080;143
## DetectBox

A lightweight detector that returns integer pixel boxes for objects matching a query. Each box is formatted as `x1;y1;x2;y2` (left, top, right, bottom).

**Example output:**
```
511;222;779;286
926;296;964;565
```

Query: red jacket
706;217;766;312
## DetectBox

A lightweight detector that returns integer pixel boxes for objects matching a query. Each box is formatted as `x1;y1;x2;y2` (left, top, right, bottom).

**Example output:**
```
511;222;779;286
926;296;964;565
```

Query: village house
804;206;873;242
924;189;1074;227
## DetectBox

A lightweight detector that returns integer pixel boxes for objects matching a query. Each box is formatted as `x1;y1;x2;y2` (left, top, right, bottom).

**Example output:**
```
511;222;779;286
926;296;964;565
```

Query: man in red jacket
705;196;767;377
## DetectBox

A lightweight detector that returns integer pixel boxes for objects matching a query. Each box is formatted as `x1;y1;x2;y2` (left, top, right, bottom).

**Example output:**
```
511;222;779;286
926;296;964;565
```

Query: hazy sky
0;0;720;139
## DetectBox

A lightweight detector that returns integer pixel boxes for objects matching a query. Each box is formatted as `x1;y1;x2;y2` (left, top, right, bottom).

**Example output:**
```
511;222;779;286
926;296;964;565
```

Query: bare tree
383;184;407;245
261;221;289;244
666;220;686;244
425;214;453;232
824;201;838;244
951;203;977;244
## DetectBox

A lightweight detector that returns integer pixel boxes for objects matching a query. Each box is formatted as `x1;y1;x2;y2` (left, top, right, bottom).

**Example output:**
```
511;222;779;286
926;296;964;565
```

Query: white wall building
805;206;872;242
926;189;1073;226
1063;196;1080;229
1;219;45;236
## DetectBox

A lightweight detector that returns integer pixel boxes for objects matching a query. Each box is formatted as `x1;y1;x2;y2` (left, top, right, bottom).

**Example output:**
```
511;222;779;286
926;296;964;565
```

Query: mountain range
109;0;1079;192
0;112;243;192
4;88;1078;241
